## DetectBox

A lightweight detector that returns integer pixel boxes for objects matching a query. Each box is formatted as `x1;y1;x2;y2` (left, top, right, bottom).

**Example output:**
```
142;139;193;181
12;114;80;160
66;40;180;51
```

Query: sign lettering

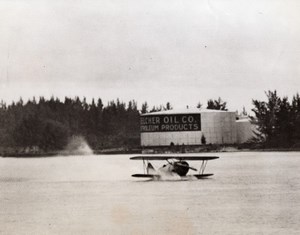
140;114;201;132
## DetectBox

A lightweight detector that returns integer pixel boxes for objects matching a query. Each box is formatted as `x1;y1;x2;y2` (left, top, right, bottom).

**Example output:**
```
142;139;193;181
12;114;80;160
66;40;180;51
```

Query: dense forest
0;97;143;153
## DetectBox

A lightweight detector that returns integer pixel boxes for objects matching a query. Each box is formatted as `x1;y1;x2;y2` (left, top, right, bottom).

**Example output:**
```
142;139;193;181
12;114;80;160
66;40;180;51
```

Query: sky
0;0;300;112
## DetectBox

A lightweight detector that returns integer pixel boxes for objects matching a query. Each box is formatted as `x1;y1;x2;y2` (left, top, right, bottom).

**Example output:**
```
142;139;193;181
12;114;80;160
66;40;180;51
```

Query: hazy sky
1;0;300;112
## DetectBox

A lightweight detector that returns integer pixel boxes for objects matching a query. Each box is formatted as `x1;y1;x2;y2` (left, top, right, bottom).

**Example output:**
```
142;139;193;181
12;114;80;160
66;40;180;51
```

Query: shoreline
1;146;300;158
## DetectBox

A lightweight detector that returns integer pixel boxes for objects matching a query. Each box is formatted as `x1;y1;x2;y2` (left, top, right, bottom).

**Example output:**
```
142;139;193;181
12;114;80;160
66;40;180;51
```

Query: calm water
1;152;300;235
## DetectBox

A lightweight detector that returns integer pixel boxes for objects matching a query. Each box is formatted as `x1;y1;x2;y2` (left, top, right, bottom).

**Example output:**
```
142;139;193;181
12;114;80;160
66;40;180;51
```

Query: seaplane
130;155;219;180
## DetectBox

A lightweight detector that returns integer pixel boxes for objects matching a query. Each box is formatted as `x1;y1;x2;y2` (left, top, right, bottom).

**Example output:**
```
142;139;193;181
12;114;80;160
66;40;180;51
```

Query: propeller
174;162;197;171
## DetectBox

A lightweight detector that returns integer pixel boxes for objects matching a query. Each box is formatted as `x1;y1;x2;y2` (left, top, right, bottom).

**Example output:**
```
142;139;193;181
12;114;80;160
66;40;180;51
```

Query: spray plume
61;136;93;155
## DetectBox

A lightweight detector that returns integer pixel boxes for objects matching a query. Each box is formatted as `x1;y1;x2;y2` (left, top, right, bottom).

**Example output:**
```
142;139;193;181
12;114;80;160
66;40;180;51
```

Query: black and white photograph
1;0;300;234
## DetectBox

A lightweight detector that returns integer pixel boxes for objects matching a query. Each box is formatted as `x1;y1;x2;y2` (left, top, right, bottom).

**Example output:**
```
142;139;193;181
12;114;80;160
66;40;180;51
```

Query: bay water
1;152;299;234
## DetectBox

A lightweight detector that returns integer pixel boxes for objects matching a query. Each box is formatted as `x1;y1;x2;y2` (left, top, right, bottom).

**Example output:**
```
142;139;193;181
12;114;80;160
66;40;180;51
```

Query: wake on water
150;174;199;181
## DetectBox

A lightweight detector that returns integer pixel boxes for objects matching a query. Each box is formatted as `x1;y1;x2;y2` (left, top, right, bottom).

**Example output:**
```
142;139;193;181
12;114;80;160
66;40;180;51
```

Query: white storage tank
236;118;255;143
140;108;238;147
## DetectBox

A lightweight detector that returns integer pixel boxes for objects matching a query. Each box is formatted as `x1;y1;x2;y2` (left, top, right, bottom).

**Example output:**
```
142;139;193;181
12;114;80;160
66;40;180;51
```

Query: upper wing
130;156;219;161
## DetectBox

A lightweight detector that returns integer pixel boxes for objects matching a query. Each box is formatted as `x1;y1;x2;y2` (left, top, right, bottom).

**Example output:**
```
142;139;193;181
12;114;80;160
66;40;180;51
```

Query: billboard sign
140;114;201;132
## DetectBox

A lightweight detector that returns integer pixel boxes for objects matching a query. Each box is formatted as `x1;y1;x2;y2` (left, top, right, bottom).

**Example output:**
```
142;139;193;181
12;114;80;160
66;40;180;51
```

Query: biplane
130;155;219;180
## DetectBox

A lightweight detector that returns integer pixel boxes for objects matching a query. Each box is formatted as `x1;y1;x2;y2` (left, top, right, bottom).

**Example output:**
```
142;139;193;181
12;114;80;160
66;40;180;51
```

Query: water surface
1;152;300;234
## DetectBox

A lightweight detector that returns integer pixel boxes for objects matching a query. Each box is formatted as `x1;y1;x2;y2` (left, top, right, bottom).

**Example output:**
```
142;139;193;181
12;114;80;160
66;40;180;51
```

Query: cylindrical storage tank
140;108;237;147
236;119;254;143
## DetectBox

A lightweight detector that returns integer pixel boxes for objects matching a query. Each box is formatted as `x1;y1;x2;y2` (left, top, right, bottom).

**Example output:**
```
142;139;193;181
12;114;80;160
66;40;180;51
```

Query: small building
140;108;250;147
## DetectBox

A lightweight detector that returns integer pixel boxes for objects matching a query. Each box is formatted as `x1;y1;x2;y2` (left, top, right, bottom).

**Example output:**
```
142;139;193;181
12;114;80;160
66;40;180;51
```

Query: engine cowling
173;161;189;176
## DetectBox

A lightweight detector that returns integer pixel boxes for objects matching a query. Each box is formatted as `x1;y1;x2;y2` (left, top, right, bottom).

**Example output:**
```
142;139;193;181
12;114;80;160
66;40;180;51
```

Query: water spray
61;136;93;155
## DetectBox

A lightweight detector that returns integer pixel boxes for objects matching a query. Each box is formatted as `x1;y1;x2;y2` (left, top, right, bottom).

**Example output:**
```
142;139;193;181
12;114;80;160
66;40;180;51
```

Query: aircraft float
130;155;219;180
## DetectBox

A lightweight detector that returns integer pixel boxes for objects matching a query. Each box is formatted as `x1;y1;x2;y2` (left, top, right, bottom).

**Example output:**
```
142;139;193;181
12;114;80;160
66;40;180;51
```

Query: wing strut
199;160;208;174
143;159;146;174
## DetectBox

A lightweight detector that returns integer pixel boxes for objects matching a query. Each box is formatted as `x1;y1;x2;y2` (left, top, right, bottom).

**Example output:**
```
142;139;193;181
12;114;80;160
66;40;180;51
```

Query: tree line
0;97;141;152
4;92;299;153
252;90;300;148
